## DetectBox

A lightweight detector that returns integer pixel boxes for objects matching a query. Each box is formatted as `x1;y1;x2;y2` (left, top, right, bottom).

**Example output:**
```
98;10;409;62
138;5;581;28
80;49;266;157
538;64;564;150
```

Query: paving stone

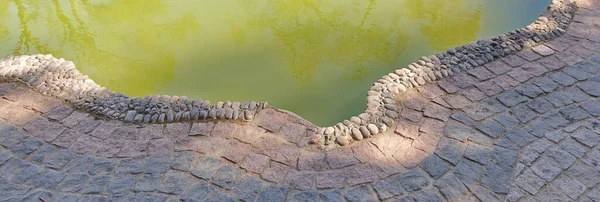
62;155;94;174
463;100;505;121
135;173;162;192
290;191;319;202
515;83;544;98
411;190;444;202
504;127;537;147
573;127;600;147
560;138;587;158
181;181;219;201
453;158;484;188
326;148;359;169
437;80;459;93
257;185;289;202
533;77;560;93
234;176;264;202
116;156;145;175
420;154;451;179
507;68;534;82
564;65;592;81
58;173;89;192
552;175;586;199
372;176;403;200
443;94;472;109
461;87;487;102
546;91;575;108
547;147;577;169
32;169;65;189
515;169;547;195
494;137;520;150
435;138;465;165
474;80;504;96
534;184;571;202
88;158;117;176
145;153;172;174
531;156;562;181
398;169;430;192
496;90;528;107
581;100;600;116
298;152;327;171
449;112;477;126
284;170;315;190
443;121;478;142
463;143;491;165
240;153;269;174
434;174;469;200
485;60;513;75
261;161;290;183
550;71;578;86
469;67;496;81
492;112;519;129
345;184;377;202
159;171;193;195
480;174;509;194
320;190;346;202
0;125;27;148
19;189;53;202
82;175;110;194
164;122;191;138
212;165;242;189
222;141;252;163
567;160;600;188
11;162;43;184
11;137;43;158
526;98;553;114
584;149;600;171
136;193;168;202
82;195;109;202
423;103;451;121
532;44;555;56
107;175;135;196
50;193;81;201
474;119;504;138
560;106;591;122
578;60;600;74
170;151;195;172
277;122;307;144
578;81;600;96
502;54;527;67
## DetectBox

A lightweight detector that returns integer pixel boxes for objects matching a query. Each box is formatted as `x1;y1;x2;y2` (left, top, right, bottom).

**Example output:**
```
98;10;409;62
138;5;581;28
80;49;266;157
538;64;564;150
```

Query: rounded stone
359;126;372;138
325;127;335;135
336;135;349;146
244;110;253;120
367;124;379;135
350;116;362;125
225;109;234;119
378;123;388;133
311;135;324;144
351;128;363;141
199;110;208;119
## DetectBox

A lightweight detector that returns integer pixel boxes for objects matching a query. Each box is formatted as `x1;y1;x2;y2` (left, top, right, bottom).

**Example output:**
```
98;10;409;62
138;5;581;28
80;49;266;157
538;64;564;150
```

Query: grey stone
171;151;195;171
398;170;430;192
493;112;519;128
494;137;519;150
434;174;469;200
538;112;570;129
135;173;162;192
589;186;600;202
420;155;451;179
578;81;600;97
81;195;108;202
560;106;591;122
564;65;592;81
480;174;509;194
444;121;478;141
527;98;554;114
515;169;546;195
496;90;528;107
560;138;587;158
145;153;172;174
504;128;537;147
159;171;192;195
88;158;117;175
82;175;110;194
450;112;477;126
33;170;66;189
0;126;27;148
27;144;55;164
63;155;94;173
234;177;264;202
372;176;403;200
257;185;289;202
566;161;600;188
583;149;600;171
107;175;135;195
547;147;577;169
11;137;43;158
453;158;484;187
11;163;43;184
58;173;89;192
345;184;377;202
534;184;571;202
475;119;505;138
435;138;465;165
411;190;444;202
463;143;491;165
484;159;514;186
572;127;600;147
531;157;562;181
515;83;544;98
50;193;81;201
549;71;577;86
290;191;319;202
563;87;591;102
581;100;600;116
190;156;221;179
0;180;29;201
545;130;570;143
527;138;552;153
42;150;73;170
546;91;575;107
136;193;168;202
533;77;559;93
212;165;242;189
320;190;345;202
511;104;538;123
553;175;586;199
117;156;146;175
19;189;53;202
206;193;235;202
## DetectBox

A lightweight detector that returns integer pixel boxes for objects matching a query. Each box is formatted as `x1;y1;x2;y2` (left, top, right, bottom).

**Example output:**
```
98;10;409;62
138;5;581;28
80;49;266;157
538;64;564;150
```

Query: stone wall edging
0;0;577;148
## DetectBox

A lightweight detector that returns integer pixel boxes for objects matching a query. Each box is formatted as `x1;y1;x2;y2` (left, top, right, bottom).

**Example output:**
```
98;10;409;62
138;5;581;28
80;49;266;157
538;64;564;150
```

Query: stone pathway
1;1;600;202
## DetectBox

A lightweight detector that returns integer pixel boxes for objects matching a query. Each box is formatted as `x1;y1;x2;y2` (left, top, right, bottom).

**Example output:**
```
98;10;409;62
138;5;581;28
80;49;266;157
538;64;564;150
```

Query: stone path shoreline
1;0;600;201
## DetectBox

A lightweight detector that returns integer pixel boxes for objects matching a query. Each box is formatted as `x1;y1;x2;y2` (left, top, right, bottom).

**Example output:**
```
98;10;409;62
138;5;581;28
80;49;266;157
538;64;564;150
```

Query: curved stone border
0;0;577;149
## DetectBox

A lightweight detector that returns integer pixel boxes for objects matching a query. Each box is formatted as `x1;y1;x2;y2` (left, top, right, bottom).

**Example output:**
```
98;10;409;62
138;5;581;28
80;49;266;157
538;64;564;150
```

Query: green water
0;0;551;126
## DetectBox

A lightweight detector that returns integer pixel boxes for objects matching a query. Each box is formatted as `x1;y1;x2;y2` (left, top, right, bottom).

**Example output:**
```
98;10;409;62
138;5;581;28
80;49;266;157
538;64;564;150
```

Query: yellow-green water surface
0;0;551;126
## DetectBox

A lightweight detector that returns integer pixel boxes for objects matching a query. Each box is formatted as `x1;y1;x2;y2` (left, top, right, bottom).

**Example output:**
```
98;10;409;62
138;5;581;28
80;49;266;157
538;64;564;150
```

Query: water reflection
0;0;548;126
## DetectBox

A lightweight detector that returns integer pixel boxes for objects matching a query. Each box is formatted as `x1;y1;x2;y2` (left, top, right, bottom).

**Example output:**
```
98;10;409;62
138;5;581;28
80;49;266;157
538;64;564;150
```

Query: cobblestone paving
1;1;600;202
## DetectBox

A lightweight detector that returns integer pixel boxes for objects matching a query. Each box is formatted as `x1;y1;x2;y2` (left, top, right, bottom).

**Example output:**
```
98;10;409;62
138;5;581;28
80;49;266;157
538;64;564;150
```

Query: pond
0;0;551;126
